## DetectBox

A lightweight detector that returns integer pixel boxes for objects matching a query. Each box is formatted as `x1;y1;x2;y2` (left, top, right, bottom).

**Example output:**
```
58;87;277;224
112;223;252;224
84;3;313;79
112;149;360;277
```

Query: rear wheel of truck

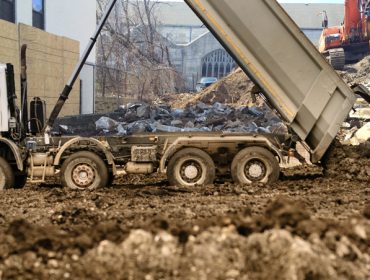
0;157;15;190
61;151;109;190
13;173;27;189
231;147;280;185
167;148;215;187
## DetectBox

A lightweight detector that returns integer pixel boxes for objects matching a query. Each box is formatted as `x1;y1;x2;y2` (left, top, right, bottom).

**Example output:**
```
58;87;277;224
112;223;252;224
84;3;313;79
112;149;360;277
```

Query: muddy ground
0;143;369;279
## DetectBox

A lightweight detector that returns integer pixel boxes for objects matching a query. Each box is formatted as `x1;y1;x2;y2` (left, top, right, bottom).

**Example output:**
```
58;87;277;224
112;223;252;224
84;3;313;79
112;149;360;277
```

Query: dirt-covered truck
0;0;367;191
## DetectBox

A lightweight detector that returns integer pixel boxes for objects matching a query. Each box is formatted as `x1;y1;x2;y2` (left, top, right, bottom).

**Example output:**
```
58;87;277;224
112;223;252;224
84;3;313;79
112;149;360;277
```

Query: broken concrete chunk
196;101;209;111
96;117;118;131
127;121;152;134
172;109;184;118
185;121;195;128
59;125;73;134
154;123;182;133
136;105;150;118
344;127;358;141
171;120;183;126
117;124;127;135
351;122;370;145
212;102;227;112
247;106;264;117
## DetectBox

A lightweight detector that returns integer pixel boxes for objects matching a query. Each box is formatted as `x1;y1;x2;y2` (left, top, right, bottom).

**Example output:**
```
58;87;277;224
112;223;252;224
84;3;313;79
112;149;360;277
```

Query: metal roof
156;2;344;29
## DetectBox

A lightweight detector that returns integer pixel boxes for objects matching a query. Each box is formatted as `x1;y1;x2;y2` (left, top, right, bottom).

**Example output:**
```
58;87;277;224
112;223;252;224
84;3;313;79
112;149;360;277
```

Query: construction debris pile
334;56;370;146
163;68;261;108
56;101;286;136
340;55;370;85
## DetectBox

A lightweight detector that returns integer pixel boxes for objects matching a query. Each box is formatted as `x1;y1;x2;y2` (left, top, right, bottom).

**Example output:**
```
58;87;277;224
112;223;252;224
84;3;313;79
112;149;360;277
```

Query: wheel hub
72;164;95;188
180;161;202;184
184;165;199;180
245;160;266;181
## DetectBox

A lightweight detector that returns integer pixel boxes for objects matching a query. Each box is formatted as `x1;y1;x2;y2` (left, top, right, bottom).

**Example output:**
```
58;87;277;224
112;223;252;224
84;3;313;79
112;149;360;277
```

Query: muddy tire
0;157;15;190
167;148;215;187
13;173;27;189
107;171;114;186
61;151;108;190
231;147;280;185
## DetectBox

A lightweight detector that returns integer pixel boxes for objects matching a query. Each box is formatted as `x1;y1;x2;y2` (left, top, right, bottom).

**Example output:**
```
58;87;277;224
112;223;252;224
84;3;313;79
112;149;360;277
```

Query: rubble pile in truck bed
55;68;286;136
55;102;286;136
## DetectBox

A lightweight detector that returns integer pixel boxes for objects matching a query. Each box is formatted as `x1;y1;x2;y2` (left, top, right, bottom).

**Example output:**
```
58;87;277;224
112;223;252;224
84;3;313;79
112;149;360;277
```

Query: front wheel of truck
61;151;109;190
231;147;280;185
167;148;215;187
0;157;15;190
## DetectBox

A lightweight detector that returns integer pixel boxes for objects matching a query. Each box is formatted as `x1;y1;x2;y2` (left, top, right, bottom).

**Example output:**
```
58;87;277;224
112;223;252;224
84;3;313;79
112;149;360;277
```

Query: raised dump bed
184;0;357;162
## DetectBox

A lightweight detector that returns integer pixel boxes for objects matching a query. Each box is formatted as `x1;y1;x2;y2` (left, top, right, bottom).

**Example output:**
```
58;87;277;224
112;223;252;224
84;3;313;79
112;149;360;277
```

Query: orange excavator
319;0;370;70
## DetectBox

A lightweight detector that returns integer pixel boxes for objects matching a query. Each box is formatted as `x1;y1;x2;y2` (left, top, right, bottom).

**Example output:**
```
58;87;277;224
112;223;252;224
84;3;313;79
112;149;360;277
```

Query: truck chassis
0;132;293;190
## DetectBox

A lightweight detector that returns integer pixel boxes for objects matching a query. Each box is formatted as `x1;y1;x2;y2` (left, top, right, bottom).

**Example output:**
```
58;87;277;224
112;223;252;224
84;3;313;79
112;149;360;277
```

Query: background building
0;0;96;114
156;2;345;90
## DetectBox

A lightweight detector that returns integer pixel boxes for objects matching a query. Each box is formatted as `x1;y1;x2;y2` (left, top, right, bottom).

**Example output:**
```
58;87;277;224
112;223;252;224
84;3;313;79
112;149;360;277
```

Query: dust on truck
0;0;363;190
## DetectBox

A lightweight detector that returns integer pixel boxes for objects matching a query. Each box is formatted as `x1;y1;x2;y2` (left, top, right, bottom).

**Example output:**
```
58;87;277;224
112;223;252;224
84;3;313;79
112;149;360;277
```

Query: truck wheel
61;151;108;190
231;147;280;185
0;157;15;190
14;173;27;189
167;148;215;187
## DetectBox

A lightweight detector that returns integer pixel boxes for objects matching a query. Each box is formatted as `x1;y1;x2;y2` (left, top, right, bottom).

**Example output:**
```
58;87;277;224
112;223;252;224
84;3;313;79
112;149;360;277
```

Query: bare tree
95;0;184;105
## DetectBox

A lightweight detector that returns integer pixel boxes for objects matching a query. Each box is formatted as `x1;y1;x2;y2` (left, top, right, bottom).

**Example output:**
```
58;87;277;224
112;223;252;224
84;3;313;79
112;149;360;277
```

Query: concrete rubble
55;101;287;136
348;122;370;145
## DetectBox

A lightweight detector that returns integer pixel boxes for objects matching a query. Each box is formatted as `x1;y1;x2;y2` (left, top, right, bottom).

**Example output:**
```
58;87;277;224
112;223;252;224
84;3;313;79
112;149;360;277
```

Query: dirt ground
0;142;369;279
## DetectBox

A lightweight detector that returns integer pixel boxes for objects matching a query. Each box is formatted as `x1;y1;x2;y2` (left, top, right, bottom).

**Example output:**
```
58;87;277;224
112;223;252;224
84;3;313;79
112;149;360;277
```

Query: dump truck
0;0;367;191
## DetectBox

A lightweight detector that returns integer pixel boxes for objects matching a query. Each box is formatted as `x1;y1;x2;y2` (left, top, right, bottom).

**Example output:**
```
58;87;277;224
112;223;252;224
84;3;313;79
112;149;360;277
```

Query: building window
32;0;44;29
201;49;236;78
0;0;15;23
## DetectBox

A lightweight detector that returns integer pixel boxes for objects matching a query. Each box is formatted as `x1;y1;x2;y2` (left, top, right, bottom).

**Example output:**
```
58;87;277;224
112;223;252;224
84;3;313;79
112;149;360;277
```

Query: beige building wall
0;20;20;96
0;20;80;117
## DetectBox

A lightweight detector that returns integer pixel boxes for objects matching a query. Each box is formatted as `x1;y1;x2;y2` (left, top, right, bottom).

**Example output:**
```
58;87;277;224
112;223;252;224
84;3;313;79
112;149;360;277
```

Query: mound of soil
324;140;370;182
340;55;370;85
166;68;261;109
0;188;369;280
61;198;370;279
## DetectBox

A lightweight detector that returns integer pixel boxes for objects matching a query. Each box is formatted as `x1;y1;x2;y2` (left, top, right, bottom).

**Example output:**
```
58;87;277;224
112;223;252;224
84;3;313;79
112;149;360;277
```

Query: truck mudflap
184;0;357;162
